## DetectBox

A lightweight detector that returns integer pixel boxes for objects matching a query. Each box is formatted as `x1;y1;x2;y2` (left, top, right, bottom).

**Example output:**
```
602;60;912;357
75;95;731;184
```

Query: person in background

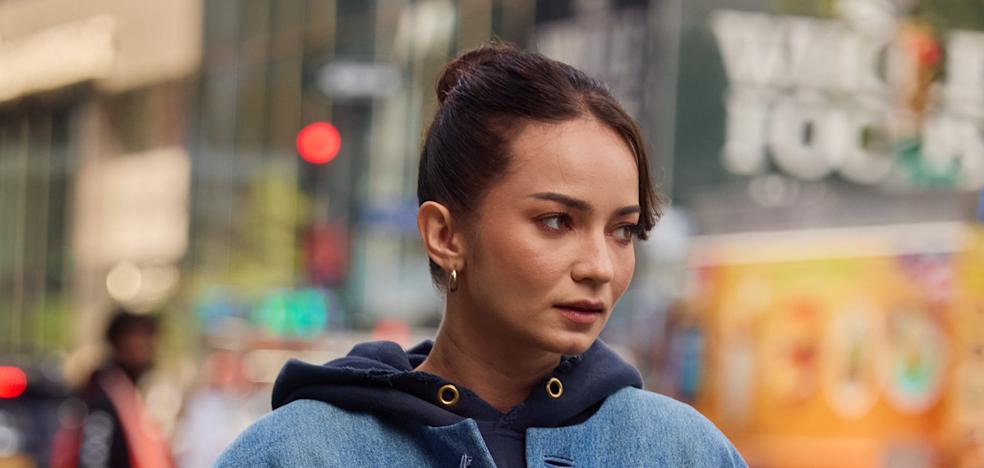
218;43;745;467
74;308;172;468
171;350;266;468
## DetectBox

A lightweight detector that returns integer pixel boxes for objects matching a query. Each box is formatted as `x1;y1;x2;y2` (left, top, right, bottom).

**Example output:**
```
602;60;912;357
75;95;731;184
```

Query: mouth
554;300;605;325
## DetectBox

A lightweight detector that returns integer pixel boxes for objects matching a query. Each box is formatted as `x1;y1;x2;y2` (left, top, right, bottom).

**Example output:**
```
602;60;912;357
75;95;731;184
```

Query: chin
543;331;598;356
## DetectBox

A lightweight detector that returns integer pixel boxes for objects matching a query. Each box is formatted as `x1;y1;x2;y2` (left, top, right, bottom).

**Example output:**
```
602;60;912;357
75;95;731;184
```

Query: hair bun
436;43;514;105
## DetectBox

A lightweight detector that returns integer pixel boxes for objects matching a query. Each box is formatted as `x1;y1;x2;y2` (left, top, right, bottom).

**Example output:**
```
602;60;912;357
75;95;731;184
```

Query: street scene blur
1;0;982;466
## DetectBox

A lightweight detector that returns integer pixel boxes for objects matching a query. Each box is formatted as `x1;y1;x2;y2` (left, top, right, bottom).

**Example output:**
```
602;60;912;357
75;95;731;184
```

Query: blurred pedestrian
67;308;173;468
218;43;745;467
171;350;265;468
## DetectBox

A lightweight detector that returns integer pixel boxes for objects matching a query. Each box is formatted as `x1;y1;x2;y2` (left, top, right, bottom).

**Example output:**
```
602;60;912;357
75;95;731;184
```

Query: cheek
613;248;636;297
509;246;564;287
474;222;565;290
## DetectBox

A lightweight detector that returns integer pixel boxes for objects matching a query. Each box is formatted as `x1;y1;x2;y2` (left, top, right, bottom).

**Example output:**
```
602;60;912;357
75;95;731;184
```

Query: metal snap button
438;384;460;406
546;377;563;399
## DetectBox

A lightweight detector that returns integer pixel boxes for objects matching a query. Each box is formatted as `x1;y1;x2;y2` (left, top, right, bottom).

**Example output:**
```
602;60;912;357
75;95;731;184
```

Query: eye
537;213;572;232
612;224;640;244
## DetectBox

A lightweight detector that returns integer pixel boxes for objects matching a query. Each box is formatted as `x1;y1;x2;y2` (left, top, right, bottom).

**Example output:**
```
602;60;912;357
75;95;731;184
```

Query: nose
571;232;615;286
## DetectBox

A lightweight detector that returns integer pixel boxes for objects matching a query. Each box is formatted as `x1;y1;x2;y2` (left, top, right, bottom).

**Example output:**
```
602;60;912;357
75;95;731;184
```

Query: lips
554;300;605;325
554;300;604;312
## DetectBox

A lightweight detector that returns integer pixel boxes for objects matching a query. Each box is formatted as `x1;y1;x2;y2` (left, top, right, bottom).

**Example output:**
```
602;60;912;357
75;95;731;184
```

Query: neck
416;299;560;413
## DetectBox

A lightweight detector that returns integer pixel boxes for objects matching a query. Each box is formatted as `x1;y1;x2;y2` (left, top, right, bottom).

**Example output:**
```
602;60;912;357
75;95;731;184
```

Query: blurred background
0;0;982;466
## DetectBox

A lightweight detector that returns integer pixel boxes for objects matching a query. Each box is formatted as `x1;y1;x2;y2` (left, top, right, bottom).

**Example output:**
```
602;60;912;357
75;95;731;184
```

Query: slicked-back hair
418;43;662;287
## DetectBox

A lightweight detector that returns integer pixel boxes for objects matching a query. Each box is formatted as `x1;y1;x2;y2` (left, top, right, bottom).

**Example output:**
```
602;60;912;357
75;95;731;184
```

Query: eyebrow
529;192;640;217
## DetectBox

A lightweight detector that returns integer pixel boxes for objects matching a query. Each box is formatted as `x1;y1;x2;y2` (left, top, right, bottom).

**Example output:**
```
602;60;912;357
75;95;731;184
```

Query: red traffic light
0;366;27;398
297;122;342;165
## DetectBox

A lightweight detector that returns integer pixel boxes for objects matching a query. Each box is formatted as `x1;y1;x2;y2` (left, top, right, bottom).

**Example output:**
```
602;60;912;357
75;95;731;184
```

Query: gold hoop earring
449;269;459;293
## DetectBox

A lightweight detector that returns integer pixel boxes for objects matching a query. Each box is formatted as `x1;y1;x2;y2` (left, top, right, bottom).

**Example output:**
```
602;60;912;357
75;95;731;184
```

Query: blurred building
0;0;542;357
0;0;200;358
0;1;200;465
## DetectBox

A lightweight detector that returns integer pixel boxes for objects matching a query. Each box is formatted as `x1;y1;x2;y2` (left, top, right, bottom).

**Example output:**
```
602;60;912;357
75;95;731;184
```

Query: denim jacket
216;386;746;467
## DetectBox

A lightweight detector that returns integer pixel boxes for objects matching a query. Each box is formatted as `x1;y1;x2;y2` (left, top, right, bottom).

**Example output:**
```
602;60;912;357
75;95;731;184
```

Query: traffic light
0;366;27;399
296;121;341;165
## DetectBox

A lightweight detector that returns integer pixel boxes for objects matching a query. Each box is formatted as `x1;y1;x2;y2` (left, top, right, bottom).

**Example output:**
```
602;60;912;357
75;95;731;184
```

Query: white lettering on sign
922;113;984;189
942;32;984;117
711;9;984;188
713;12;788;88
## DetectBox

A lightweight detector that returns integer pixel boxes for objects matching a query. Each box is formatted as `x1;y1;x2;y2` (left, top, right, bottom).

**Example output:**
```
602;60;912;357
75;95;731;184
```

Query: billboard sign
711;4;984;189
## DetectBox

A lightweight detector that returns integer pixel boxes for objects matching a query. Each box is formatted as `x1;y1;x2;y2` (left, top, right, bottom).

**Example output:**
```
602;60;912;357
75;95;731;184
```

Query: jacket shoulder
215;399;427;467
606;387;718;427
596;387;748;467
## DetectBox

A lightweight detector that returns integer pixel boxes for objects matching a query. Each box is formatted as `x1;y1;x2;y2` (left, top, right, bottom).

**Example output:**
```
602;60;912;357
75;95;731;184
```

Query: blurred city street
1;0;983;467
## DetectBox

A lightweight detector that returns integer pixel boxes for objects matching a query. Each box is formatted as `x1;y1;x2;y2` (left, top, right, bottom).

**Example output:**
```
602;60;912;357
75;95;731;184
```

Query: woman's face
460;117;641;356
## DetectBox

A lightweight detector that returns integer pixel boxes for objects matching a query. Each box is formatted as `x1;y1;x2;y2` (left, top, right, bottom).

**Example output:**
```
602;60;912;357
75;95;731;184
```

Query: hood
272;339;642;430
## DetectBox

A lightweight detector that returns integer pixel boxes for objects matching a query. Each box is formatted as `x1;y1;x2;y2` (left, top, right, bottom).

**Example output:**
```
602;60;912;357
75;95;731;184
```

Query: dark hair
105;308;159;349
418;43;662;286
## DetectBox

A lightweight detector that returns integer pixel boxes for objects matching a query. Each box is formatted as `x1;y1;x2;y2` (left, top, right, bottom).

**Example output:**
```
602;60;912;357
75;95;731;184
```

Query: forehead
495;118;639;206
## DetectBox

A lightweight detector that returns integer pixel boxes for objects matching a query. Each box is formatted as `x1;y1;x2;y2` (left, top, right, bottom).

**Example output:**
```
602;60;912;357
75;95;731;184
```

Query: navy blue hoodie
272;339;643;468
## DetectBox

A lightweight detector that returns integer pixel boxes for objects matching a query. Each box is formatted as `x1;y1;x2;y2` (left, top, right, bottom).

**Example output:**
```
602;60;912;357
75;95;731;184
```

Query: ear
417;201;466;271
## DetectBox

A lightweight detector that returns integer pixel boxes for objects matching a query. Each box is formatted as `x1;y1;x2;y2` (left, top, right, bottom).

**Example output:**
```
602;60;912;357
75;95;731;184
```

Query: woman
217;44;745;467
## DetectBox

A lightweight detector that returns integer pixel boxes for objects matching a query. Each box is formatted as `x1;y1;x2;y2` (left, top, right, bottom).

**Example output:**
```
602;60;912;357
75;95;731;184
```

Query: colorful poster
883;305;946;413
822;300;886;419
691;224;972;466
762;297;820;404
